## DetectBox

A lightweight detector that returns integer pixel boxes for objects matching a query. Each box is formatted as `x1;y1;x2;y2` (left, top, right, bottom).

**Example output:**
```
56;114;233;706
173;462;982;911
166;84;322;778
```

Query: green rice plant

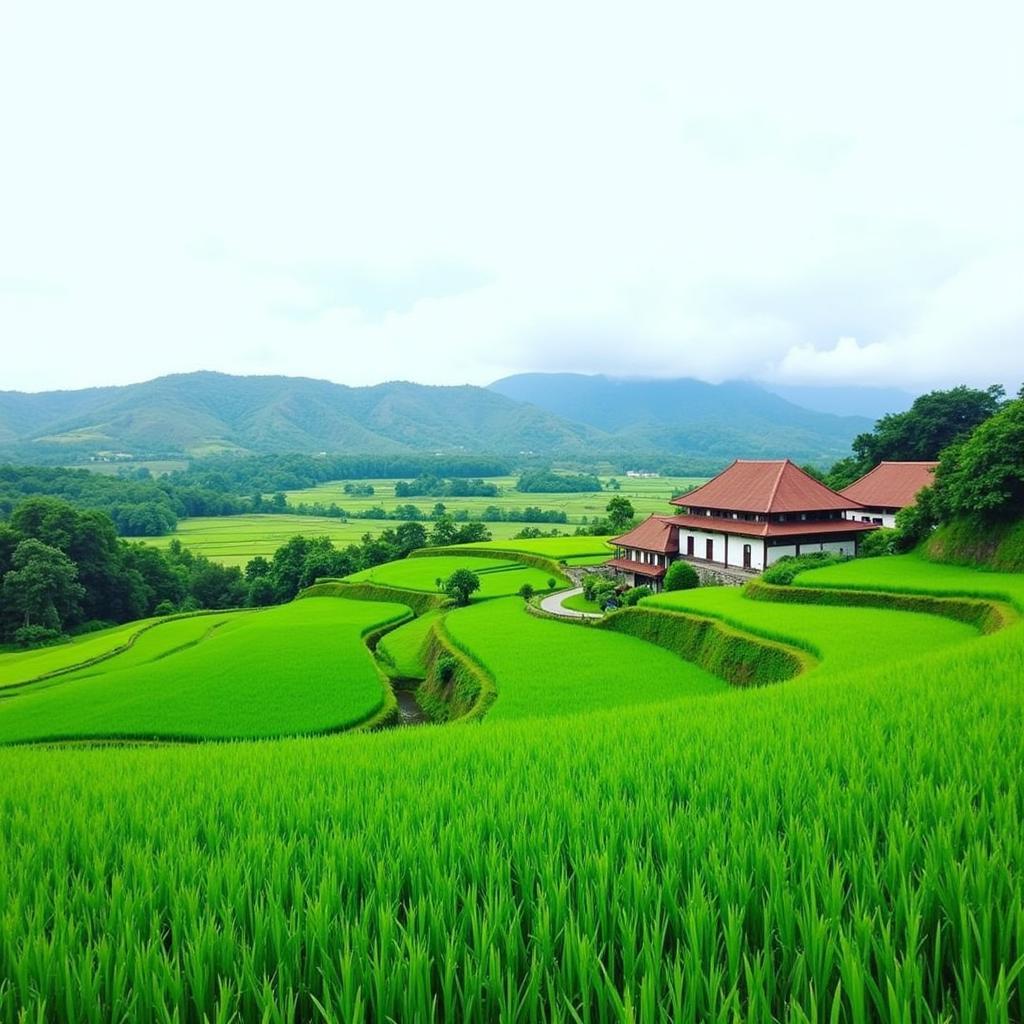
0;612;1021;1021
443;597;725;720
375;611;441;679
0;599;409;743
300;579;448;615
645;585;979;677
346;556;559;598
0;616;162;689
794;551;1024;610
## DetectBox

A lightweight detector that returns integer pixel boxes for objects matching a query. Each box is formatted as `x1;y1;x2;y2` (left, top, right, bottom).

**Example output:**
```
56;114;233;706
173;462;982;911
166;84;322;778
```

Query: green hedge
600;606;811;687
746;580;1015;635
416;619;496;723
299;580;449;617
409;546;570;586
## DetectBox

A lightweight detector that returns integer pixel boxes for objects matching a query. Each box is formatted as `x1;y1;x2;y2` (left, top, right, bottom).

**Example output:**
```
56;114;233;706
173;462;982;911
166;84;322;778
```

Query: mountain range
0;371;882;465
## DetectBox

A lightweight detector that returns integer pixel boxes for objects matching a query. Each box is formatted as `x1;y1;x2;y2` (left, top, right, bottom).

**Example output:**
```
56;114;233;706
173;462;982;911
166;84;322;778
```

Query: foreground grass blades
0;599;409;743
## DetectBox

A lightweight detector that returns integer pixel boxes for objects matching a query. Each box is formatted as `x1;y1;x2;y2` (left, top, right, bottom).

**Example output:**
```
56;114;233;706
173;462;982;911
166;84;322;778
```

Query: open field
645;585;979;676
795;551;1024;609
346;556;558;598
129;514;562;566
445;597;725;719
0;617;161;689
284;474;705;524
0;599;407;743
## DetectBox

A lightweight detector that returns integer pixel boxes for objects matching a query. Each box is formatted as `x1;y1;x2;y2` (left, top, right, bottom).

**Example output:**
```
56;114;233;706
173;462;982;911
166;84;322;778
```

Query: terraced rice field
376;610;440;679
0;553;1021;1020
795;551;1024;608
0;617;161;689
433;535;615;564
445;597;725;719
0;599;407;743
645;585;980;676
346;555;558;597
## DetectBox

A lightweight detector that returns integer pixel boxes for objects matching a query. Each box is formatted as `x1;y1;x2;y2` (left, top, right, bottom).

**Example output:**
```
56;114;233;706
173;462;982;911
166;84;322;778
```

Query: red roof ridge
764;459;789;512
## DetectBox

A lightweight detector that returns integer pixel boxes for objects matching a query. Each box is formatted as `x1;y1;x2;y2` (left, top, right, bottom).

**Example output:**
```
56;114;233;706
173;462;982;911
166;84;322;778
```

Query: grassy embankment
0;599;408;744
0;555;1021;1019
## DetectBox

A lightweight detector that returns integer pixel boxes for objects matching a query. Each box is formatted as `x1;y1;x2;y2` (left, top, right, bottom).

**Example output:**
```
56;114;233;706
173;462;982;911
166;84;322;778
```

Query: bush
13;625;63;648
546;578;557;590
761;552;849;586
153;600;177;616
664;561;699;591
857;528;900;558
518;583;535;601
621;586;652;607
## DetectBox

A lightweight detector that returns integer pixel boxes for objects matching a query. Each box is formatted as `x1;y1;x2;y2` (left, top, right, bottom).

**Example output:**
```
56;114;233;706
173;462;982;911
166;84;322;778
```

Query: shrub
762;552;849;586
621;585;652;607
13;625;63;648
518;583;535;601
664;561;699;591
153;600;177;617
858;528;900;558
546;578;557;591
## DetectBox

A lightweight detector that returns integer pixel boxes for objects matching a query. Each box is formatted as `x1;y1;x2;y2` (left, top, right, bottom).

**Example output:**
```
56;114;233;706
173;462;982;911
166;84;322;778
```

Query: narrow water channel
391;682;429;726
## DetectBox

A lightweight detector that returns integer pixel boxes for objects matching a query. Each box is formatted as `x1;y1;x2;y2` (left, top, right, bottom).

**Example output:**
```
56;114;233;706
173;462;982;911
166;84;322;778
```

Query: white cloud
1;0;1022;392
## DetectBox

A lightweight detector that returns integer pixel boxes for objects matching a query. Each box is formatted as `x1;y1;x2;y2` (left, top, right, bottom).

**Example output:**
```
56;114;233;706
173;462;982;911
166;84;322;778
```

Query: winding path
540;587;604;620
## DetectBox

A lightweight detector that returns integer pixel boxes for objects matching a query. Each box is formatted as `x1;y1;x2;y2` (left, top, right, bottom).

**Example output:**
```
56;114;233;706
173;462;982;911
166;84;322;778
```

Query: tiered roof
670;459;860;514
840;461;938;509
609;515;680;553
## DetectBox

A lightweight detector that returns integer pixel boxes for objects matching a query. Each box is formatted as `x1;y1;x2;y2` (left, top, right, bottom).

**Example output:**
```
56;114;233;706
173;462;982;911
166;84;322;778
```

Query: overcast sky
2;1;1022;394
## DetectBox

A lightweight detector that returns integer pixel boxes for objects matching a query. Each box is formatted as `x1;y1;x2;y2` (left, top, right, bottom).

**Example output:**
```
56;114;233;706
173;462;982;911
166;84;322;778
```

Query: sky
1;1;1022;395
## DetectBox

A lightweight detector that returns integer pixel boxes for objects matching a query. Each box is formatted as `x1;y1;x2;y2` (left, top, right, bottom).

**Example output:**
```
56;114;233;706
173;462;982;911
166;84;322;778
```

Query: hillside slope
489;373;871;461
1;370;870;463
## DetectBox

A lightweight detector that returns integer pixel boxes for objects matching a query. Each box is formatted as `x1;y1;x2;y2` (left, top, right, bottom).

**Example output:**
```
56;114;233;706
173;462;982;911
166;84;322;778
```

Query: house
607;459;876;588
839;461;939;528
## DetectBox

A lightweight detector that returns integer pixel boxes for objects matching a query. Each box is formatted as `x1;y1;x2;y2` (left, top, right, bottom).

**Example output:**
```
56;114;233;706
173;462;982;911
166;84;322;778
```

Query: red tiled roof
605;557;667;578
840;461;938;509
671;460;861;514
609;515;680;554
668;514;878;539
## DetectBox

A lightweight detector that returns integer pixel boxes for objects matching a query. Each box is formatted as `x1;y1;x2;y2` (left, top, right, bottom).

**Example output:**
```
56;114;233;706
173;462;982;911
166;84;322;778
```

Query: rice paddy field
285;474;705;523
346;555;559;597
0;599;408;743
794;551;1024;609
445;597;725;719
130;515;553;567
0;552;1021;1020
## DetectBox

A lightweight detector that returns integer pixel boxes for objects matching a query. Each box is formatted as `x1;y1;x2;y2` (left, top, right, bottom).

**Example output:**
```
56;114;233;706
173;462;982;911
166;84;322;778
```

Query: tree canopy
827;385;1006;489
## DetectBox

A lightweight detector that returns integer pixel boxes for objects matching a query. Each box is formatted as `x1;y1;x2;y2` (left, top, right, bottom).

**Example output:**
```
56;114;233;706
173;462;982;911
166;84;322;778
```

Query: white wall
766;544;798;566
678;529;764;571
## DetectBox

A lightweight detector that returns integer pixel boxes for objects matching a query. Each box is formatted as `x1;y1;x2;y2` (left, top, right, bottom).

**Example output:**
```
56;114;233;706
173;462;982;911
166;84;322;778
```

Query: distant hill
0;370;873;465
488;373;872;463
0;373;603;461
758;383;916;420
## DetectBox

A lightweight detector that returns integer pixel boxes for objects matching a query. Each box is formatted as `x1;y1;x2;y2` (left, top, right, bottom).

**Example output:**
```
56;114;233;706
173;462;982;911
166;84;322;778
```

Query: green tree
931;398;1024;522
443;569;481;606
518;582;535;601
2;539;85;630
429;515;459;547
664;560;699;591
852;385;1005;468
605;496;635;532
395;521;428;555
